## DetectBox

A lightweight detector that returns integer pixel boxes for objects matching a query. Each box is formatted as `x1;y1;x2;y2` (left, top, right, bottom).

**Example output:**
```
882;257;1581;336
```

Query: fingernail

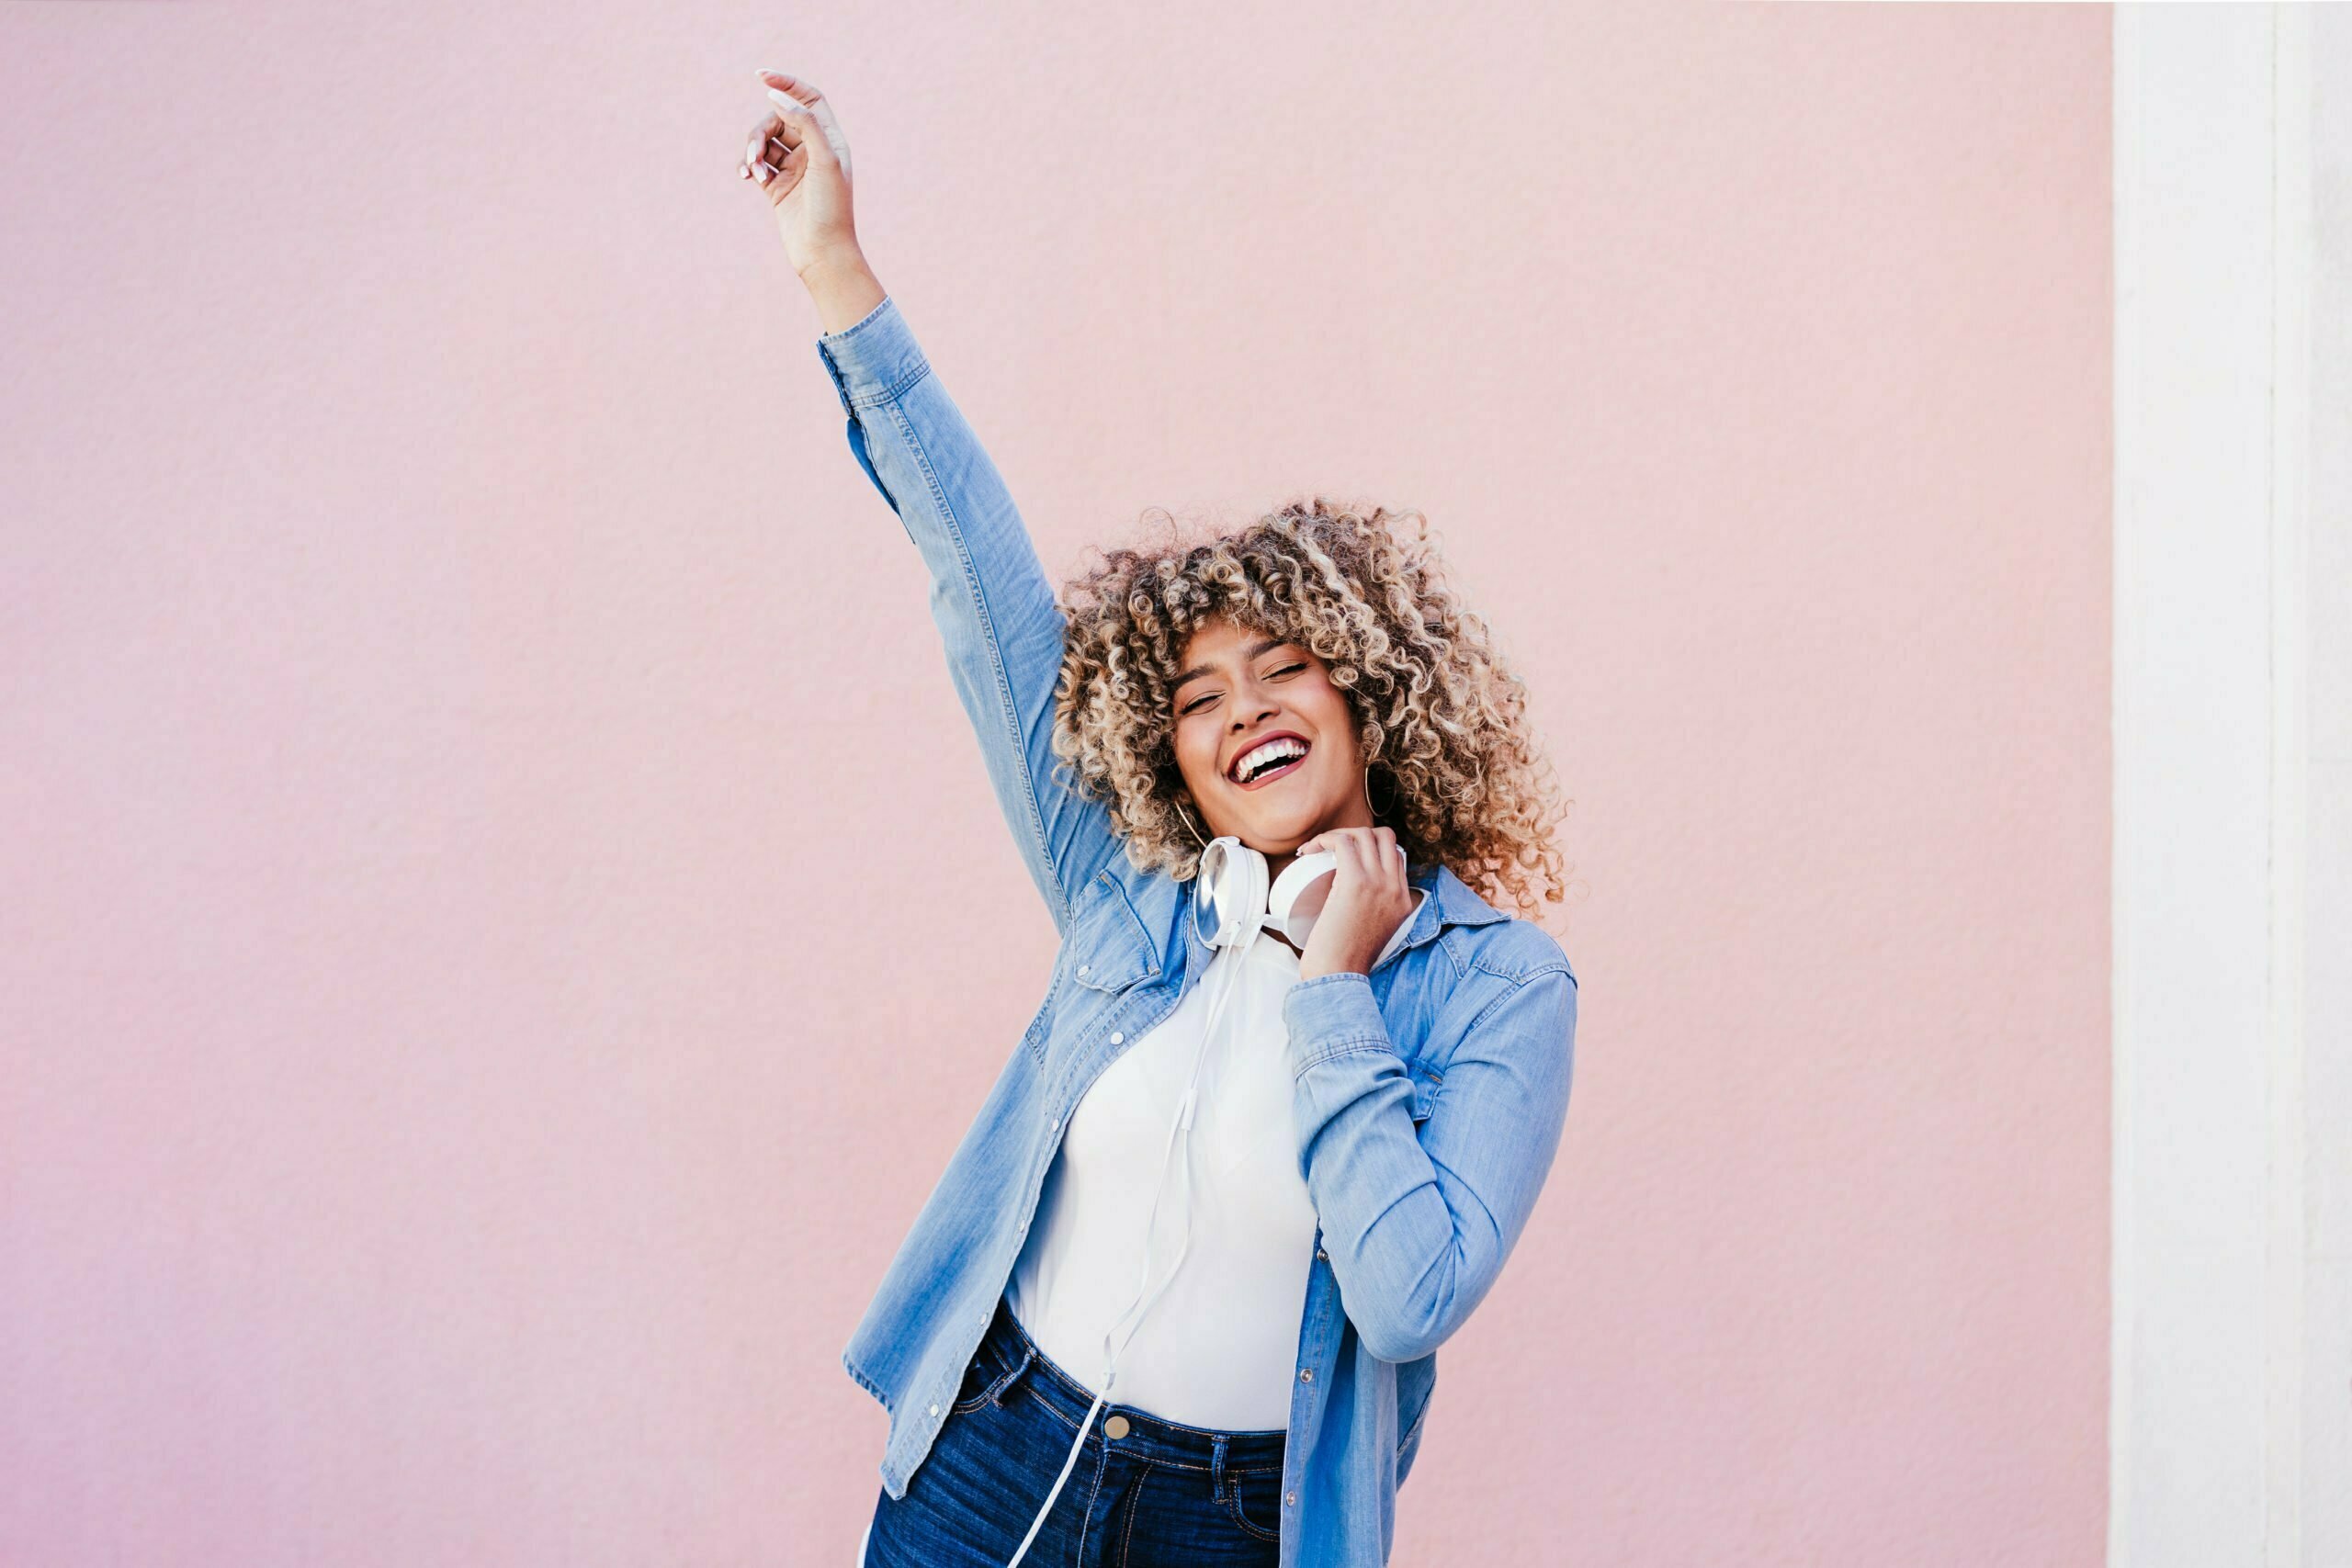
766;86;798;113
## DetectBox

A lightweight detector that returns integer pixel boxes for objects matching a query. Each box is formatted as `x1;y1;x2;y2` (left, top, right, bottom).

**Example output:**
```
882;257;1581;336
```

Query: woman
741;71;1579;1568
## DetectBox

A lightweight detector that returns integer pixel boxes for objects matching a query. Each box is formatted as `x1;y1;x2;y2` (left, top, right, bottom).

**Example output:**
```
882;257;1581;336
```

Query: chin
1232;820;1312;853
1224;786;1342;848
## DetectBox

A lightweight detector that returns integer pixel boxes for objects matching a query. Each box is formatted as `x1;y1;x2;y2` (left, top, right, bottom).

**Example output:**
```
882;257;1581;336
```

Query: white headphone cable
996;835;1396;1566
1000;908;1259;1567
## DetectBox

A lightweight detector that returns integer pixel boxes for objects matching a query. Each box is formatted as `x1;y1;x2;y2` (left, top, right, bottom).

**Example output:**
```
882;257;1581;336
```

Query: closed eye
1177;660;1308;716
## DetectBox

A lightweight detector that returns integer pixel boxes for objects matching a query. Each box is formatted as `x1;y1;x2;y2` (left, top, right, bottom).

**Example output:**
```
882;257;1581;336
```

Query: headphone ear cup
1222;842;1267;947
1193;837;1270;948
1269;849;1340;947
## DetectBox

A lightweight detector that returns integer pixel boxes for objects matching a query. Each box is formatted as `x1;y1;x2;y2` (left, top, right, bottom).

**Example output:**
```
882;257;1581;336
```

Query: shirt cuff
1283;970;1396;1077
813;294;927;412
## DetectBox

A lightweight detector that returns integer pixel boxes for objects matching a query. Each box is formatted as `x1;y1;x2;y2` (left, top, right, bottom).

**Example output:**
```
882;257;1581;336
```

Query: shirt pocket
1035;870;1159;1068
1065;870;1158;992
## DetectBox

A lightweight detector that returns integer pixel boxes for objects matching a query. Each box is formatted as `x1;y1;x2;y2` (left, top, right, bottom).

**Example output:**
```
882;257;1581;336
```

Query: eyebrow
1170;636;1289;695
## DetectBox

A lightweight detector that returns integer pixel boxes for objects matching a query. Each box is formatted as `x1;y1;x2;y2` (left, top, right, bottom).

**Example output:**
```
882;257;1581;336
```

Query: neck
1261;787;1381;887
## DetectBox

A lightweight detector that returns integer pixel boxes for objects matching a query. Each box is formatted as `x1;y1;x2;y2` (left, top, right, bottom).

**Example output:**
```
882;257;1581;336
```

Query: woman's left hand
1293;826;1416;981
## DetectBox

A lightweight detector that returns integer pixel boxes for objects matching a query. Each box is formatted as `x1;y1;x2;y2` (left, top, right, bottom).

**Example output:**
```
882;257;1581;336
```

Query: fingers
1323;830;1374;903
740;73;812;187
1322;825;1406;896
754;68;814;134
764;90;817;147
739;99;801;186
752;70;852;182
1294;824;1397;863
741;109;789;181
1287;826;1407;914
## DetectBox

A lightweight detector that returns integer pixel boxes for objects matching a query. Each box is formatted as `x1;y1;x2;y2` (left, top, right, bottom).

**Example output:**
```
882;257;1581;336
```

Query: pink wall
0;3;2111;1563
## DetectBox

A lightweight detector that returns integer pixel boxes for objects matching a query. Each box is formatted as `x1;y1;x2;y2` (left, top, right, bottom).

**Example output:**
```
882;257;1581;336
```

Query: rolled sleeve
1284;964;1578;1364
813;294;926;412
1283;971;1394;1075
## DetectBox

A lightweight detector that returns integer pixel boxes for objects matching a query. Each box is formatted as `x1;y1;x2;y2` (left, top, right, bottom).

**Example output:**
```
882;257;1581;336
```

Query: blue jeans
861;1293;1289;1566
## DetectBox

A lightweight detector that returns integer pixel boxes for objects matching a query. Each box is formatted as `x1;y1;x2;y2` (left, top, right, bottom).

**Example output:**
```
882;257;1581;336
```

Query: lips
1233;750;1308;791
1227;731;1311;789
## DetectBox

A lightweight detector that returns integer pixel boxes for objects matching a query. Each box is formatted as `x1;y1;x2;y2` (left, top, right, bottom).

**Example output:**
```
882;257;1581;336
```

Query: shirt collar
1388;858;1510;962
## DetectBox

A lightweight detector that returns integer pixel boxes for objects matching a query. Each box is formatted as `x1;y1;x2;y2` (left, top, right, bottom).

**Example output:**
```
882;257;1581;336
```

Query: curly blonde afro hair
1048;495;1571;919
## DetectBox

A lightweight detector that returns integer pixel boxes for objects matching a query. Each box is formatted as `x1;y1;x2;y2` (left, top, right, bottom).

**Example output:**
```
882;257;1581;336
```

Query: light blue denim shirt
814;293;1578;1568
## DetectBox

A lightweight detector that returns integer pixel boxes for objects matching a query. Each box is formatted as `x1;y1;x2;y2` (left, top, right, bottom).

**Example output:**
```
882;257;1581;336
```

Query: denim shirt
814;294;1578;1568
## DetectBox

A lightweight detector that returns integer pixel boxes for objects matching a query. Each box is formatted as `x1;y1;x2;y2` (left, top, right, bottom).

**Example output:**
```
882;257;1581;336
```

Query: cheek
1173;723;1220;787
1301;685;1356;750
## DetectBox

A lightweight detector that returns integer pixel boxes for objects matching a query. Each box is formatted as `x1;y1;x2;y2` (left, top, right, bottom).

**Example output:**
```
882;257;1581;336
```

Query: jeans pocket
1221;1465;1284;1543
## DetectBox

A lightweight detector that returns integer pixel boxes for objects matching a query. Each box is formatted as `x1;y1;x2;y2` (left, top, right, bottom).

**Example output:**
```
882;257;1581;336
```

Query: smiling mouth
1230;741;1310;790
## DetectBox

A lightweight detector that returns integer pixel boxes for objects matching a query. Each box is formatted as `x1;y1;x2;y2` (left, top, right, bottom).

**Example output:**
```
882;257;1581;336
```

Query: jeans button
1104;1415;1130;1438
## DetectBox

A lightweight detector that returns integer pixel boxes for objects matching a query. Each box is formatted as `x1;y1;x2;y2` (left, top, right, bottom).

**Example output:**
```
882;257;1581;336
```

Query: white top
1005;891;1425;1431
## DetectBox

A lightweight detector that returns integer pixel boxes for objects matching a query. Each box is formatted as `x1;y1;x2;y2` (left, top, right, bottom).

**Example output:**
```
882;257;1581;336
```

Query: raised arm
743;73;1124;932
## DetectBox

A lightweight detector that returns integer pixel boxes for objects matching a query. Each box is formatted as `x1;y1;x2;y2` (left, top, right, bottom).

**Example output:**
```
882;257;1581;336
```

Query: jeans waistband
977;1293;1288;1472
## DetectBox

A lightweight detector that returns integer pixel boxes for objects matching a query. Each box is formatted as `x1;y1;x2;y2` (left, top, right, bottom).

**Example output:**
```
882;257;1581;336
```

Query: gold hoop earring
1174;796;1210;850
1362;763;1397;822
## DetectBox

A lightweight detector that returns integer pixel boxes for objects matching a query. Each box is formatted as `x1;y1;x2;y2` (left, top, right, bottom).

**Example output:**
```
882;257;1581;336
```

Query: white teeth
1233;736;1308;782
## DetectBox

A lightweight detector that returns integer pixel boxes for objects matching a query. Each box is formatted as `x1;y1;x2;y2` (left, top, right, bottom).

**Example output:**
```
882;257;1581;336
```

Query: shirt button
1285;1491;1297;1506
1297;1368;1313;1382
1109;1031;1123;1043
1316;1247;1328;1260
1077;964;1090;976
929;1404;940;1416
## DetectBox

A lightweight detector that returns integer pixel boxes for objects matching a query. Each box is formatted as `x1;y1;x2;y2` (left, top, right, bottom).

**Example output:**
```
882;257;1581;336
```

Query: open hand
1292;826;1416;981
740;71;860;278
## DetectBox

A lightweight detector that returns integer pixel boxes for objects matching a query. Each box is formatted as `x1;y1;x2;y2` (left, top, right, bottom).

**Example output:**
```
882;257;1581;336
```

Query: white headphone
1194;834;1402;952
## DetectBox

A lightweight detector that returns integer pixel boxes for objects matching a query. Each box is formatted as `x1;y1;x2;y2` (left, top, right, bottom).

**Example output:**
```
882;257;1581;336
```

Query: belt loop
1212;1433;1227;1500
995;1345;1035;1406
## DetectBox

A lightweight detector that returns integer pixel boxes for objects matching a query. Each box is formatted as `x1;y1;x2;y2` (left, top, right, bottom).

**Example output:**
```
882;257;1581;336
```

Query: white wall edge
2261;6;2311;1566
2111;6;2316;1565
